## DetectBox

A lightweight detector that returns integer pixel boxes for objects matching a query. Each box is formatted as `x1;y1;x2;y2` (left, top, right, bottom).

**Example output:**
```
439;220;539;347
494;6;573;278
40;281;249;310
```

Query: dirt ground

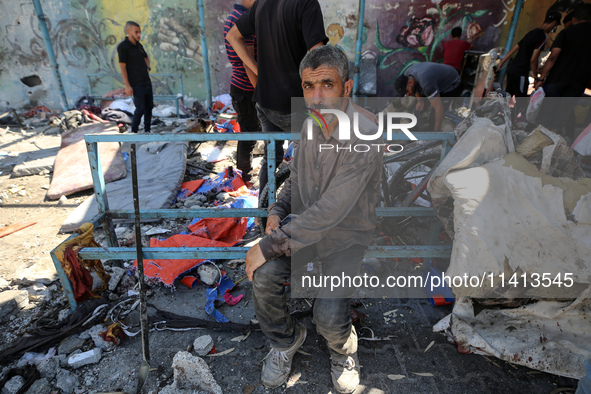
0;121;580;394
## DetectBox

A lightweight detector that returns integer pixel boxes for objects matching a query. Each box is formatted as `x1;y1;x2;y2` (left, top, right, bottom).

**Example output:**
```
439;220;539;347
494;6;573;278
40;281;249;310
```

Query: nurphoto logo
305;109;419;153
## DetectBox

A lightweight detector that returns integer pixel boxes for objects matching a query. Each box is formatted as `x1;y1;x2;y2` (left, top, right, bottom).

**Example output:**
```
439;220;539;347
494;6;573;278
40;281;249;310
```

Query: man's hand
265;214;281;235
245;243;266;281
125;86;133;97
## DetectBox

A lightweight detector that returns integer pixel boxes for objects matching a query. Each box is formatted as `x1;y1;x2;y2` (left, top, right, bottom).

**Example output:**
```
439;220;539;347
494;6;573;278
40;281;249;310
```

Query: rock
57;309;70;322
0;278;9;288
84;324;115;351
159;351;222;394
107;267;125;291
216;192;230;201
55;354;68;368
2;375;24;394
37;357;58;380
198;194;207;202
67;348;102;368
55;368;78;394
0;290;29;322
24;378;51;394
193;335;214;356
57;195;68;205
58;335;85;355
188;204;202;210
197;264;220;286
90;272;103;291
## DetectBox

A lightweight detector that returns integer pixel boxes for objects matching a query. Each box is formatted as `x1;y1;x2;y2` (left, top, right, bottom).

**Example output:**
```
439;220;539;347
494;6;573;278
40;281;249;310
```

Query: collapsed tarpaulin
205;274;244;323
178;179;206;199
187;217;247;244
134;235;234;286
197;168;246;194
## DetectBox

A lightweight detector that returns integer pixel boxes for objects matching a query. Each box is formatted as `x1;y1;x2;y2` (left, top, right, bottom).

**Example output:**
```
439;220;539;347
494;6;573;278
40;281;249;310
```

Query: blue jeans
131;84;154;133
252;244;365;355
255;104;291;198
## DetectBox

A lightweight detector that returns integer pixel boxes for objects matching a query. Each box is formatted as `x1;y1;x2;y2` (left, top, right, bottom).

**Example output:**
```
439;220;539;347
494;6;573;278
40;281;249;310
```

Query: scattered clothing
101;107;134;125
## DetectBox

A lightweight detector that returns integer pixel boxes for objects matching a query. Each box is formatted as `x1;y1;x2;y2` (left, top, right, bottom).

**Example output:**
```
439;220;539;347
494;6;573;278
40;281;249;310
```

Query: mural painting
374;3;489;86
0;0;560;108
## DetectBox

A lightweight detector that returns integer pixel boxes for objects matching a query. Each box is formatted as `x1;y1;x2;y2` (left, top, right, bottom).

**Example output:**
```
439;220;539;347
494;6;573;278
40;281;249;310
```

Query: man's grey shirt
404;62;460;99
258;101;383;261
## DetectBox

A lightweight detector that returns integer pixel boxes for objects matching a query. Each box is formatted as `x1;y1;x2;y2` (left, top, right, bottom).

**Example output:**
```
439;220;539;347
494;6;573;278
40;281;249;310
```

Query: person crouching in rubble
244;45;382;393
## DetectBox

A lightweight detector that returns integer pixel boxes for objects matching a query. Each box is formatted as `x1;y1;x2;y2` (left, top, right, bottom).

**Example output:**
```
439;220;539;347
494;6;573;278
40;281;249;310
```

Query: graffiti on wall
3;0;121;76
375;3;488;84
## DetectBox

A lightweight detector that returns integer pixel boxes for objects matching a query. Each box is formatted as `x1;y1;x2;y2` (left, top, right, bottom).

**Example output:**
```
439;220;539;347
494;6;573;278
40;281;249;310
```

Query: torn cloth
436;294;591;379
187;217;247;244
178;179;206;199
205;275;244;323
53;223;110;302
135;235;234;286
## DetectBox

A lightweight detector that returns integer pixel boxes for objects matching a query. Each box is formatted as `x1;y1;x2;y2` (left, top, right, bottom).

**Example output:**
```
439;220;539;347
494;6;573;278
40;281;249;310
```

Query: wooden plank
0;221;37;238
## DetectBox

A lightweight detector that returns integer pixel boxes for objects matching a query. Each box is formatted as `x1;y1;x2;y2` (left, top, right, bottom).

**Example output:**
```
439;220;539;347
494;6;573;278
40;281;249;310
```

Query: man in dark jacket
245;46;382;393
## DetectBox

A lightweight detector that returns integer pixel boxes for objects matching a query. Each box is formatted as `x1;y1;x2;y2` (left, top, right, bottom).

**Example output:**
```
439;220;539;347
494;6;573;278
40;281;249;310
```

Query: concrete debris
193;335;214;356
58;335;85;355
0;290;29;322
1;375;24;394
107;267;126;291
159;351;222;394
57;195;68;205
36;357;58;380
145;227;171;236
55;368;79;394
23;378;51;394
67;348;102;369
80;324;115;351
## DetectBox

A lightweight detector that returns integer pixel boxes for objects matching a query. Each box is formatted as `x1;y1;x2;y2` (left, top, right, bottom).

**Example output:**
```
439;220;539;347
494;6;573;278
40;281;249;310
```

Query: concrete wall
0;0;561;110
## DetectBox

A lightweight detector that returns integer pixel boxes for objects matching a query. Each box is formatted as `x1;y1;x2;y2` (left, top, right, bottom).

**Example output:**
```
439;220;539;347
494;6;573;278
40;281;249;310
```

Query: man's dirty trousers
252;244;365;354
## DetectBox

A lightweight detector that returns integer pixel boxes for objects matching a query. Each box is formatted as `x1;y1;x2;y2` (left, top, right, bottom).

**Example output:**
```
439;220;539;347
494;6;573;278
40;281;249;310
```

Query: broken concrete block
2;375;25;394
0;290;29;322
193;335;214;356
160;351;222;394
24;378;51;394
517;127;554;158
58;335;85;355
83;324;115;351
55;368;78;394
109;267;125;291
37;357;58;380
67;348;102;369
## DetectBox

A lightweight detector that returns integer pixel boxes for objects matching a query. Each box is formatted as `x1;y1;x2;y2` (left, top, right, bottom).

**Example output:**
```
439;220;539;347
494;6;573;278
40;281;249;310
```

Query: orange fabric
227;185;252;197
180;179;206;197
187;217;247;244
135;235;234;286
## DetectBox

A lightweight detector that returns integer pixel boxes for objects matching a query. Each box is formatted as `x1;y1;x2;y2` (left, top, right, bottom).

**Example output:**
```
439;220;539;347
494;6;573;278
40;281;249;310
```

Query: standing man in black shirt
534;4;591;138
497;11;562;117
226;0;327;198
117;21;153;133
